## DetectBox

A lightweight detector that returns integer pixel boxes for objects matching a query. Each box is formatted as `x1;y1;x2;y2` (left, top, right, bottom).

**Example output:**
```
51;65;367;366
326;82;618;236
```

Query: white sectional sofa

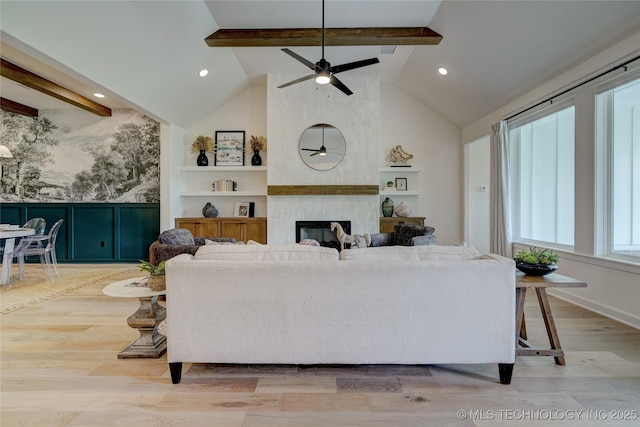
165;244;516;384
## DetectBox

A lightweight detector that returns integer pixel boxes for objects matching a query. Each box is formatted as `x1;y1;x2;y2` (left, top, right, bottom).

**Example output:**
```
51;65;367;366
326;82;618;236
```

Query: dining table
0;227;35;285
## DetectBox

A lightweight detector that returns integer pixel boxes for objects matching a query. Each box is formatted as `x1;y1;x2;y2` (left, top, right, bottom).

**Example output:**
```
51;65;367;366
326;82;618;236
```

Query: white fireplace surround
267;73;380;244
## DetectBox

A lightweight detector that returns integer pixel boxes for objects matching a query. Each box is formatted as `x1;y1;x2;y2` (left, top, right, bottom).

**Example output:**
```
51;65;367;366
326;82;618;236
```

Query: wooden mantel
268;185;379;196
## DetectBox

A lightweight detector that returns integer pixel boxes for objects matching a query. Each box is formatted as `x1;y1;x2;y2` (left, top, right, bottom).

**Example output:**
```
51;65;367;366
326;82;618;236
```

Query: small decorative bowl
515;262;558;276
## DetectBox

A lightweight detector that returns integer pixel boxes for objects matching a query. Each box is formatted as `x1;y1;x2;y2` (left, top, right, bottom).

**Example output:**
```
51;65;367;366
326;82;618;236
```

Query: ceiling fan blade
310;151;321;157
301;148;321;152
330;75;353;96
281;48;317;70
277;74;316;89
330;57;380;74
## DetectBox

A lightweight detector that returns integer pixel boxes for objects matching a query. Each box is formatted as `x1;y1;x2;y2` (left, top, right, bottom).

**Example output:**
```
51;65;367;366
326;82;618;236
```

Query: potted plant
138;260;166;291
249;135;267;166
514;247;558;276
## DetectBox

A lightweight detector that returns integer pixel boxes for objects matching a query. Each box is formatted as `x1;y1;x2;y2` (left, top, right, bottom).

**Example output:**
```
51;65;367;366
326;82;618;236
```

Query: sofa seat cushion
158;228;195;246
340;245;480;261
393;224;435;246
195;244;339;261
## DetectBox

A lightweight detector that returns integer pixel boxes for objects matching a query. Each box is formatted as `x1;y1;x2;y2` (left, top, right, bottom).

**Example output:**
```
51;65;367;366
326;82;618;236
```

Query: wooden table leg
535;288;565;365
515;287;527;351
119;295;167;359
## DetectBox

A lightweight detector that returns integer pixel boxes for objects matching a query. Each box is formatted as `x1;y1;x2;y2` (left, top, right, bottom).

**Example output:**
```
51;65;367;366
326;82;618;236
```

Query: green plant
514;247;558;266
138;260;165;276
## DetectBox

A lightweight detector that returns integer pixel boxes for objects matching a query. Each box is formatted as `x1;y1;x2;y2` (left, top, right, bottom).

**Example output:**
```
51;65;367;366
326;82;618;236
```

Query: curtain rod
505;54;640;122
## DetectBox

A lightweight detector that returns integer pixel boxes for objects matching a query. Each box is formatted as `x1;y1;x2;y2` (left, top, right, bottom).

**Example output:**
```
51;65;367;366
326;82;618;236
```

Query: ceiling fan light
315;71;331;85
319;151;327;156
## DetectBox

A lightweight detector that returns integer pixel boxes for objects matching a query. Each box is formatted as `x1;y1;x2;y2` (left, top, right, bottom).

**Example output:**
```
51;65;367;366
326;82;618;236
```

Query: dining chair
0;218;46;258
13;219;64;281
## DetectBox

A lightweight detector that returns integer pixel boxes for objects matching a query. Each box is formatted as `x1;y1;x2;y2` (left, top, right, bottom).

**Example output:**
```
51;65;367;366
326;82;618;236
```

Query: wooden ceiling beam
1;97;38;117
205;27;442;47
0;59;111;117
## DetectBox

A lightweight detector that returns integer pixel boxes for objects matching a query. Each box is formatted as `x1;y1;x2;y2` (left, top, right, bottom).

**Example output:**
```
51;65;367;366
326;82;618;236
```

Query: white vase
395;202;411;217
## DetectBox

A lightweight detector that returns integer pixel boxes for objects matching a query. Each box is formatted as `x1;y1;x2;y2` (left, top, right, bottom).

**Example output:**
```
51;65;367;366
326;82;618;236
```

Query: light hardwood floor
1;265;639;426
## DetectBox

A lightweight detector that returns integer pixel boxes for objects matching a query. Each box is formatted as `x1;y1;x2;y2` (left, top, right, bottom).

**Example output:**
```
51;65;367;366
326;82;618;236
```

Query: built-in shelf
179;191;267;197
379;167;422;173
380;190;419;196
179;166;267;172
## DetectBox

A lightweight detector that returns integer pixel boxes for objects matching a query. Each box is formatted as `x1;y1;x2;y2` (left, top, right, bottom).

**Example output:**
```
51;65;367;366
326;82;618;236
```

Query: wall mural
0;109;159;203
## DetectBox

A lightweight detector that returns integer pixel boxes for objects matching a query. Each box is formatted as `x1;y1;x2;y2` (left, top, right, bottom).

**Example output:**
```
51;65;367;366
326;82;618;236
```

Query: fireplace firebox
296;220;351;250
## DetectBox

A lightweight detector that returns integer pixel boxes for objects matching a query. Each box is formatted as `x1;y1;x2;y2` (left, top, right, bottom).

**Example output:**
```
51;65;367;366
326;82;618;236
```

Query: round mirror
298;124;346;171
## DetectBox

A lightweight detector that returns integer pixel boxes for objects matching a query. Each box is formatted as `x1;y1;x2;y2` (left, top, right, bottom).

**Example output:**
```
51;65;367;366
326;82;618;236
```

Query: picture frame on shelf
215;131;245;166
234;201;255;218
395;177;408;191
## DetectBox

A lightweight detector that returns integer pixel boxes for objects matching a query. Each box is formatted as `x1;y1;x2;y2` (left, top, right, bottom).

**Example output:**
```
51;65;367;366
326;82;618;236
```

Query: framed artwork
395;177;408;191
234;201;250;218
215;131;245;166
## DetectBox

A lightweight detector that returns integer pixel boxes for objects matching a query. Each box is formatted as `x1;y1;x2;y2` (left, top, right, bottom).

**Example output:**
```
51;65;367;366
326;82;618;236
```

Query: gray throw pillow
393;224;435;246
158;228;195;246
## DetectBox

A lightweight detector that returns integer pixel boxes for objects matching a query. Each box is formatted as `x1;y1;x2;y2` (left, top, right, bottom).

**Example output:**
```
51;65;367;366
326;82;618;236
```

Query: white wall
465;32;640;329
380;85;463;245
465;136;491;253
168;76;464;244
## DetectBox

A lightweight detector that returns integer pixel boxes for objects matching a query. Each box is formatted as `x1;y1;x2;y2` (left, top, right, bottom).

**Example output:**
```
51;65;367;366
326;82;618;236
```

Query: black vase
196;150;208;167
251;150;262;166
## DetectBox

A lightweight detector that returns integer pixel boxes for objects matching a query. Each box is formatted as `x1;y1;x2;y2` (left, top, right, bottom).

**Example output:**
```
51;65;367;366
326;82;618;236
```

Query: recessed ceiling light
438;67;449;76
93;92;105;98
199;69;209;77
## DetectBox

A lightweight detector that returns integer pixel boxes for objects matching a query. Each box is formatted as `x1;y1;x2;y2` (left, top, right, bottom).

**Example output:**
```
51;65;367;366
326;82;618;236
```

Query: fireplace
296;220;351;250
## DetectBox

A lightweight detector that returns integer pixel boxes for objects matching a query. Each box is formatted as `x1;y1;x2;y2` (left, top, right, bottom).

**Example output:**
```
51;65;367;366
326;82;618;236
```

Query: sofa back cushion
195;244;339;261
158;228;195;246
393;224;435;246
340;245;480;261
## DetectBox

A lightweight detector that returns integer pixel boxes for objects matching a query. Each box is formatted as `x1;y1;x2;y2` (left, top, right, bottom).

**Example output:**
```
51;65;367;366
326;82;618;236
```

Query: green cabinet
0;203;159;263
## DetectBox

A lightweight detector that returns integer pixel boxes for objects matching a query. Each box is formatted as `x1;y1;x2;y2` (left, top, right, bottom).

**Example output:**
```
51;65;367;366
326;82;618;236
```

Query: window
508;103;575;247
597;75;640;261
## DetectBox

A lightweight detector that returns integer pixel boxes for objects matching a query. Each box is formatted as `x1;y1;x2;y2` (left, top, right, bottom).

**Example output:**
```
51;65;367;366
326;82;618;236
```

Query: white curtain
490;121;512;258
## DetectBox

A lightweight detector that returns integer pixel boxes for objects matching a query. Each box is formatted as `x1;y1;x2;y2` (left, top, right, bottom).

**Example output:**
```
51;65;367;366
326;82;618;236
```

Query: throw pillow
298;239;320;247
393;224;435;246
158;228;195;246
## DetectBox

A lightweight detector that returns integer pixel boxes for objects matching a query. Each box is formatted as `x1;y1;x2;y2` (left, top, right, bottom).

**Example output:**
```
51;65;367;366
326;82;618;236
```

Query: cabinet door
380;217;425;233
246;219;267;243
220;219;246;242
175;218;220;238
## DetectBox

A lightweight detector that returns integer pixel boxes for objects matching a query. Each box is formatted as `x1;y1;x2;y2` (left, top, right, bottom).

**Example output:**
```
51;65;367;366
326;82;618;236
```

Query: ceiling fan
278;0;380;96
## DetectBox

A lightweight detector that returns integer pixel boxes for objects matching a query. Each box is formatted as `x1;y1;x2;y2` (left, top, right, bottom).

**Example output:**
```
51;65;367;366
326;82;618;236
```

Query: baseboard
547;288;640;330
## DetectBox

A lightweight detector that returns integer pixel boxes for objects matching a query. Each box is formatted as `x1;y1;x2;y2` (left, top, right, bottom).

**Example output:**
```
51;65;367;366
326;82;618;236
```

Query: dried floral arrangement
250;135;267;152
191;135;215;153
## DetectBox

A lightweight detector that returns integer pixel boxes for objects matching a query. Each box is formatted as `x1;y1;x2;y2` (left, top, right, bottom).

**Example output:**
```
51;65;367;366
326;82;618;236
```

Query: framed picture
234;201;255;218
215;131;245;166
396;177;408;191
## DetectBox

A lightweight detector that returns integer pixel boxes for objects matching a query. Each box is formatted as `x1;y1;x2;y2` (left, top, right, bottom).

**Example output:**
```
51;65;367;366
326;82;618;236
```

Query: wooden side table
516;272;587;365
103;277;167;359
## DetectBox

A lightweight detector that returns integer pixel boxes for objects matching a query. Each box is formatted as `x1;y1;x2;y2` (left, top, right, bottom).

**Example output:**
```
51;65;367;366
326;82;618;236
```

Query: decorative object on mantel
382;197;394;217
330;222;370;250
202;202;218;218
394;202;412;218
514;247;559;276
191;135;215;167
138;260;166;291
249;135;267;166
388;145;413;167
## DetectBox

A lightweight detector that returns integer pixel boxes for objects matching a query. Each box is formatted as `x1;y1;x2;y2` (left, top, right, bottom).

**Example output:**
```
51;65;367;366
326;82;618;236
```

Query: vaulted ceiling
1;1;639;129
